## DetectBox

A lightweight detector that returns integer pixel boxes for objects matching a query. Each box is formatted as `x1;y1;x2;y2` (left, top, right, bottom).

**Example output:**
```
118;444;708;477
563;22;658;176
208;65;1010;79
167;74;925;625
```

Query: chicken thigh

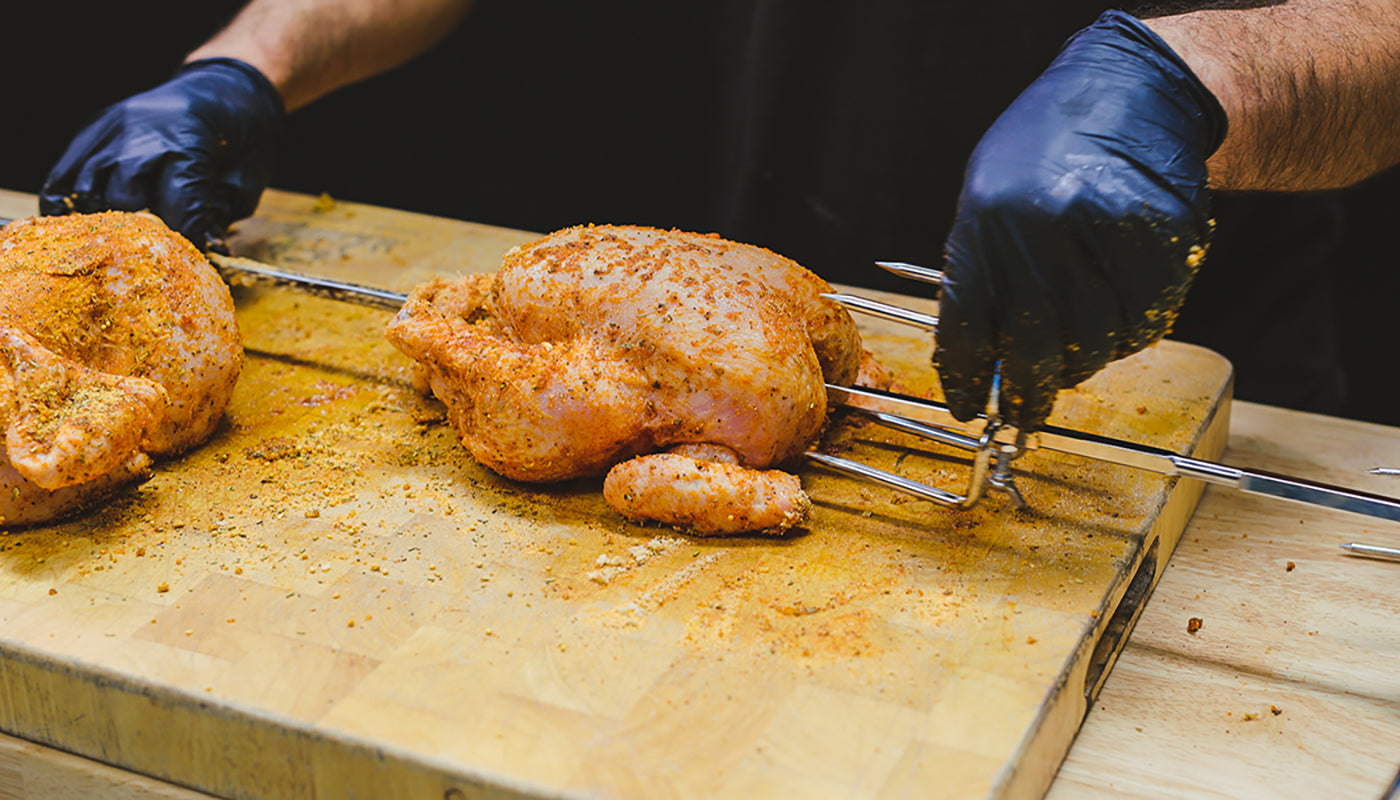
385;224;863;535
0;212;243;525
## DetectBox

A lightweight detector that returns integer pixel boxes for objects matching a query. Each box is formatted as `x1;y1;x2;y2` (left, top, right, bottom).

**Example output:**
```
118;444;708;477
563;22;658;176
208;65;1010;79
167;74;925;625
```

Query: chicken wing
0;212;242;525
385;224;863;535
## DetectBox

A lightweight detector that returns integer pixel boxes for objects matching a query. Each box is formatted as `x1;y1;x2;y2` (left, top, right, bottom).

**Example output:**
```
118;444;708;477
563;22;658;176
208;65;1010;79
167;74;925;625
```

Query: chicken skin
385;224;863;535
0;212;242;525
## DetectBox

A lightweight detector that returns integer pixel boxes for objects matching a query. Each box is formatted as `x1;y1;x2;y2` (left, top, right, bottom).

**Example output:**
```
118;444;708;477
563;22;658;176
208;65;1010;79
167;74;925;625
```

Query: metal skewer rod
208;253;408;311
820;293;938;331
825;383;1400;525
875;261;945;285
1339;542;1400;562
804;451;964;505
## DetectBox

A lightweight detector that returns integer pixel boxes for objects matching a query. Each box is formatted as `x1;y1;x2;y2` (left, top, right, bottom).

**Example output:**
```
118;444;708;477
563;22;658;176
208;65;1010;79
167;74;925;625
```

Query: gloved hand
40;58;284;252
935;11;1227;431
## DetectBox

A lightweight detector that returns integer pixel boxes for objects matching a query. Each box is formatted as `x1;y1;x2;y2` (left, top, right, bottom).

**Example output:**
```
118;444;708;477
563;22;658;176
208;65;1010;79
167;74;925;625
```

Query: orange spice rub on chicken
0;212;242;526
385;224;866;535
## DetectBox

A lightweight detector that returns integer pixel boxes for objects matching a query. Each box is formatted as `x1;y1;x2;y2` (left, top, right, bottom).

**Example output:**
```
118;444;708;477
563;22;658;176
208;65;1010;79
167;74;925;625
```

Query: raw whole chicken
385;224;866;535
0;212;243;525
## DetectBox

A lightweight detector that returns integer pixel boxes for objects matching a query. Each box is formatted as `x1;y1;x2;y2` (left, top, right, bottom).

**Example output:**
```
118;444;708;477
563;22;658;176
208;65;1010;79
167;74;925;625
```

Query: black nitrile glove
41;58;284;252
935;11;1227;431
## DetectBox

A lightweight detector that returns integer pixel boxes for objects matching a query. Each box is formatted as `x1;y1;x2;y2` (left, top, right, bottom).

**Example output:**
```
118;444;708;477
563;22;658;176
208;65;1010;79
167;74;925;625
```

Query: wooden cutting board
0;189;1232;800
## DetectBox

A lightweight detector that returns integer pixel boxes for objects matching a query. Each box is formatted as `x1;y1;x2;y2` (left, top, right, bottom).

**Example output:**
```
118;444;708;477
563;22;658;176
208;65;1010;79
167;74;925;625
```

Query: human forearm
1145;1;1400;191
187;0;474;111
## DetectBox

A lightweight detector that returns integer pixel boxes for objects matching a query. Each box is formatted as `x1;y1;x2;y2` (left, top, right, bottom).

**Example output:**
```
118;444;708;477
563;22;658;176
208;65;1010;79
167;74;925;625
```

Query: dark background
3;2;1397;426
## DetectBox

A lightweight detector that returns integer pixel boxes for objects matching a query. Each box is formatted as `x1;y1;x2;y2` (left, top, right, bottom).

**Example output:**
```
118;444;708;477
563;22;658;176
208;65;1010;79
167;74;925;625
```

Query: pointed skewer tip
874;261;945;285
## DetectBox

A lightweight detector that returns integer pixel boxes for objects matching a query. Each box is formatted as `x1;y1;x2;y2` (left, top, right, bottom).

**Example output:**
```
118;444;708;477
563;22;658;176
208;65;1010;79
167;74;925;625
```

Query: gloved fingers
39;186;112;217
1107;211;1203;363
216;152;275;224
44;143;159;217
161;120;276;249
939;199;1083;430
988;257;1063;431
82;109;195;215
933;248;998;424
150;149;229;251
38;170;81;216
40;115;119;215
997;311;1062;432
202;178;241;254
1052;220;1126;388
98;152;166;213
41;157;117;216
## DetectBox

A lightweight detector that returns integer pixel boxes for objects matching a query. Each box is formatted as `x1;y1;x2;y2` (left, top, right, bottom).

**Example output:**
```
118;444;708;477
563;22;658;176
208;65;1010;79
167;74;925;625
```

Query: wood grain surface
0;189;1236;799
1049;403;1400;800
0;407;1394;800
0;730;214;800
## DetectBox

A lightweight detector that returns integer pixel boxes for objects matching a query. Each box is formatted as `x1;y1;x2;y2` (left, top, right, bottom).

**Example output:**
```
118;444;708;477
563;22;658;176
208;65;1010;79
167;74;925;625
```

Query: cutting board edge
0;639;551;800
991;371;1235;800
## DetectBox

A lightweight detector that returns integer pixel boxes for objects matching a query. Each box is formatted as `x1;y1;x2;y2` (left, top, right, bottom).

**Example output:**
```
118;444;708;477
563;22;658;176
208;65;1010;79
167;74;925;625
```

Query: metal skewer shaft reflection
804;451;965;506
821;293;938;331
1339;542;1400;563
208;253;409;311
875;261;945;285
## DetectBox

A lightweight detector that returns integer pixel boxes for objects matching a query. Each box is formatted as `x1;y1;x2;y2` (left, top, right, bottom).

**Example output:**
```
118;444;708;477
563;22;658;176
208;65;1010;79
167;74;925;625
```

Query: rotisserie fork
808;261;1400;524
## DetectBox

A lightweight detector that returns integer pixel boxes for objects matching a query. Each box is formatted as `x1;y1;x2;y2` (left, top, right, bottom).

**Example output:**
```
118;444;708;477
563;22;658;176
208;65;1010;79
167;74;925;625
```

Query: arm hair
1144;1;1400;191
188;0;475;111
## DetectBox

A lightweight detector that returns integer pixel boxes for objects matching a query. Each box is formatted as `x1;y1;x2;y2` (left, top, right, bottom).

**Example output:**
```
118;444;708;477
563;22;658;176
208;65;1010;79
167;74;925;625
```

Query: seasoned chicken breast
0;212;242;525
385;224;863;535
